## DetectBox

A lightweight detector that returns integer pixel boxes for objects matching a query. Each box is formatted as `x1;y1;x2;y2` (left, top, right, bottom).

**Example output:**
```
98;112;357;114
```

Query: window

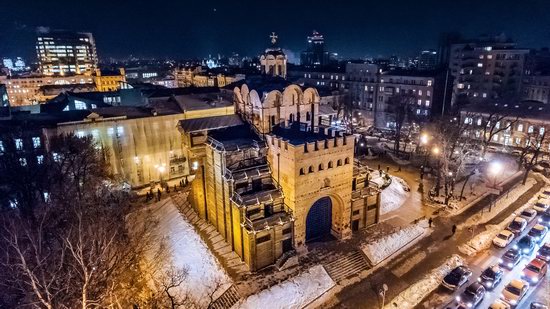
107;127;115;136
492;134;498;141
318;163;324;171
32;137;41;148
300;168;305;175
517;124;523;132
36;155;44;165
328;161;333;168
477;63;483;68
425;100;430;107
418;90;423;96
52;152;61;162
528;125;534;133
482;93;487;98
345;158;350;164
477;118;482;126
19;158;27;166
257;235;270;244
0;141;4;152
15;138;23;150
417;99;422;105
427;80;432;86
117;126;124;135
427;90;431;97
495;122;500;129
337;159;342;166
76;130;85;138
74;100;87;110
515;138;521;145
308;166;314;173
353;210;360;215
283;227;292;234
91;129;99;139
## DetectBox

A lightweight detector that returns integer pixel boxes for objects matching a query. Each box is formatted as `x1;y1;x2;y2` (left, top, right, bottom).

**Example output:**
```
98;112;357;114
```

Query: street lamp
488;161;503;212
432;146;441;196
378;283;388;309
420;133;429;146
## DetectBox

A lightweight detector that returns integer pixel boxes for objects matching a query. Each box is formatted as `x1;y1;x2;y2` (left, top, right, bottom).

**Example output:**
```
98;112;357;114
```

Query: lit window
477;63;483;68
528;125;534;133
117;126;124;135
425;100;430;107
76;130;85;138
515;138;521;145
74;100;87;110
417;99;422;105
457;83;464;89
0;141;4;152
477;118;482;126
32;137;41;148
427;90;431;97
416;109;421;115
419;90;423;96
63;105;69;111
517;124;523;132
475;131;481;138
19;158;27;166
540;127;545;135
15;138;23;150
482;93;487;98
107;127;114;136
487;55;493;59
427;80;432;86
492;134;498;141
36;155;44;165
91;129;99;139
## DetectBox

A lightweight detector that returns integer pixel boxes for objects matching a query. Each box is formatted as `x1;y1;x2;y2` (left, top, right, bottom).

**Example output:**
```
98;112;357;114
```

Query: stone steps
323;251;370;282
209;285;240;309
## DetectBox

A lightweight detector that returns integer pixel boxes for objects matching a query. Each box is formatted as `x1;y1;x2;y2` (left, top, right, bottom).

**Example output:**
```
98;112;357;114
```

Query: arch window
318;163;324;171
300;168;305;175
345;158;350;165
328;161;333;169
337;159;342;166
308;166;314;173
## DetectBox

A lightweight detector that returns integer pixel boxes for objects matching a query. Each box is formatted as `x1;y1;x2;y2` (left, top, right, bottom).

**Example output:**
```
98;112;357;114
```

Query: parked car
456;282;486;308
478;265;503;290
521;258;548;284
515;236;536;255
489;300;511;309
493;230;515;248
533;201;549;213
539;211;550;226
536;243;550;262
528;224;548;243
442;266;472;290
499;248;522;269
500;279;529;307
507;217;528;234
520;209;538;222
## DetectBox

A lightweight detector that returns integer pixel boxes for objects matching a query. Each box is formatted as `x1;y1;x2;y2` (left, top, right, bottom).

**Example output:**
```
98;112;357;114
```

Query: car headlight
499;258;504;263
523;248;530;253
467;303;473;308
508;262;513;267
540;218;543;222
456;296;461;301
532;277;538;283
486;281;493;287
477;277;481;282
510;300;517;305
513;245;519;250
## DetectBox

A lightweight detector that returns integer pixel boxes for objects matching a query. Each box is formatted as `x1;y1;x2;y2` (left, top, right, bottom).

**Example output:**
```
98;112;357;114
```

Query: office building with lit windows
36;29;98;76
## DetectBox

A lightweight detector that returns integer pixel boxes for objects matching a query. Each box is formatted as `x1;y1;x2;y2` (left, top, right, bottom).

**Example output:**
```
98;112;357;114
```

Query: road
417;213;550;309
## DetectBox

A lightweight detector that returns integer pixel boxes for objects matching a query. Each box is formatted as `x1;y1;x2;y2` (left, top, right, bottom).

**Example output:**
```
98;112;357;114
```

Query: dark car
516;236;536;255
500;248;522;270
456;282;486;308
477;265;503;290
528;224;548;243
539;211;550;226
536;243;550;262
442;266;472;290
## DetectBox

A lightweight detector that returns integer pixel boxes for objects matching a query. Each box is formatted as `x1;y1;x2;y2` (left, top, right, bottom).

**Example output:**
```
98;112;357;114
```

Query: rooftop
224;75;293;94
271;122;344;145
460;100;550;121
178;114;243;133
208;123;265;151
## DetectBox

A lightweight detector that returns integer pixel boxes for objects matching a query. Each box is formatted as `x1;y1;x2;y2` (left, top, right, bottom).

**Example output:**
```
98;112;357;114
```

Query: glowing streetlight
432;146;440;155
489;161;502;177
420;133;429;145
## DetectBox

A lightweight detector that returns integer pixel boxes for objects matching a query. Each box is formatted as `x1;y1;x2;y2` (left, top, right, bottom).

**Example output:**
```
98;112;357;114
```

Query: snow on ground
459;180;543;256
362;220;426;265
148;200;232;306
380;176;411;215
237;265;335;309
384;254;464;309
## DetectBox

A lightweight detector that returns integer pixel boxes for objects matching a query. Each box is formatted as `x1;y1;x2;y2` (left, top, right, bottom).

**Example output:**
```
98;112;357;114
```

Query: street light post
432;146;441;196
378;283;388;309
488;161;503;212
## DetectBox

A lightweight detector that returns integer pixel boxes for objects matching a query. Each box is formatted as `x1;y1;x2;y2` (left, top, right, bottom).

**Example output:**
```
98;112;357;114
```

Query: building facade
260;33;287;79
300;30;330;68
36;29;98;76
186;81;380;271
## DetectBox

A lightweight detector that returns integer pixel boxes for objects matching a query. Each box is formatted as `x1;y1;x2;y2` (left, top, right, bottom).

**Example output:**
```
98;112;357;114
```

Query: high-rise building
449;34;528;105
418;50;438;70
36;29;98;76
300;30;330;68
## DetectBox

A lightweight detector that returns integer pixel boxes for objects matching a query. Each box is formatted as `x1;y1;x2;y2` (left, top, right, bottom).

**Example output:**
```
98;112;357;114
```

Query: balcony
242;204;294;231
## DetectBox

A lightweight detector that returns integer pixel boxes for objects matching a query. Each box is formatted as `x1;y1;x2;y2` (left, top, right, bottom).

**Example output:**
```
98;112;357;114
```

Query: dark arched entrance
305;197;332;242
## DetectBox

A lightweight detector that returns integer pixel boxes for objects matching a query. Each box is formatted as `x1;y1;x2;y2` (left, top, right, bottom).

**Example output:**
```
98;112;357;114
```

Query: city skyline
1;0;550;60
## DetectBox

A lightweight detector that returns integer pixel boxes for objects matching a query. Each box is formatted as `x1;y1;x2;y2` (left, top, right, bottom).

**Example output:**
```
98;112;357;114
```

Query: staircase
209;285;240;309
323;250;370;283
275;250;296;270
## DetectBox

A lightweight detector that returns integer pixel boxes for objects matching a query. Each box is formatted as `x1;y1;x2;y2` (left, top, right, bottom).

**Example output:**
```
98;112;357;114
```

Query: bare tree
518;130;548;184
475;111;519;159
386;92;417;154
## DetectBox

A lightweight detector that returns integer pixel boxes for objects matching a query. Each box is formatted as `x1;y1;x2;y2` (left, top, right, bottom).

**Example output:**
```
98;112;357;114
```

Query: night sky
1;0;550;61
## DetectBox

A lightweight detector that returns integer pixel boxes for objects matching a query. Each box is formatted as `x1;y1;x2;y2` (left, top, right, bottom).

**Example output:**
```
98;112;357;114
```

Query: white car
489;299;511;309
507;217;528;235
501;279;529;307
493;230;516;248
533;201;549;213
520;208;538;222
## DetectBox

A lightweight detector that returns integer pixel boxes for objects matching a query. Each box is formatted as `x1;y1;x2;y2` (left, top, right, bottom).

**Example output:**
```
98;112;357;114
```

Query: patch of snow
148;200;232;306
362;220;426;265
384;254;464;309
380;176;411;215
237;265;335;309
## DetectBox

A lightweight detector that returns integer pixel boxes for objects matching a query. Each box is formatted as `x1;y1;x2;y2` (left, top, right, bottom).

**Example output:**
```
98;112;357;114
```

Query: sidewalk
327;175;544;309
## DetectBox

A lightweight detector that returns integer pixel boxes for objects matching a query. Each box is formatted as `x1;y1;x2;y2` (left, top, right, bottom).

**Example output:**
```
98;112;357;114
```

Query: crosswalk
323;251;371;283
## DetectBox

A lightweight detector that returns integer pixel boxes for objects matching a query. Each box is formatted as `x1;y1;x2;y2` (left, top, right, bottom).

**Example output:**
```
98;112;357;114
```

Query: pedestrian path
323;250;371;283
209;285;240;309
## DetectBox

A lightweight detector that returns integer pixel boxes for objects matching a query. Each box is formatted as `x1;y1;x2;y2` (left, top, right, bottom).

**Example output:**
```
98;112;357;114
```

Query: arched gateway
305;197;332;242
